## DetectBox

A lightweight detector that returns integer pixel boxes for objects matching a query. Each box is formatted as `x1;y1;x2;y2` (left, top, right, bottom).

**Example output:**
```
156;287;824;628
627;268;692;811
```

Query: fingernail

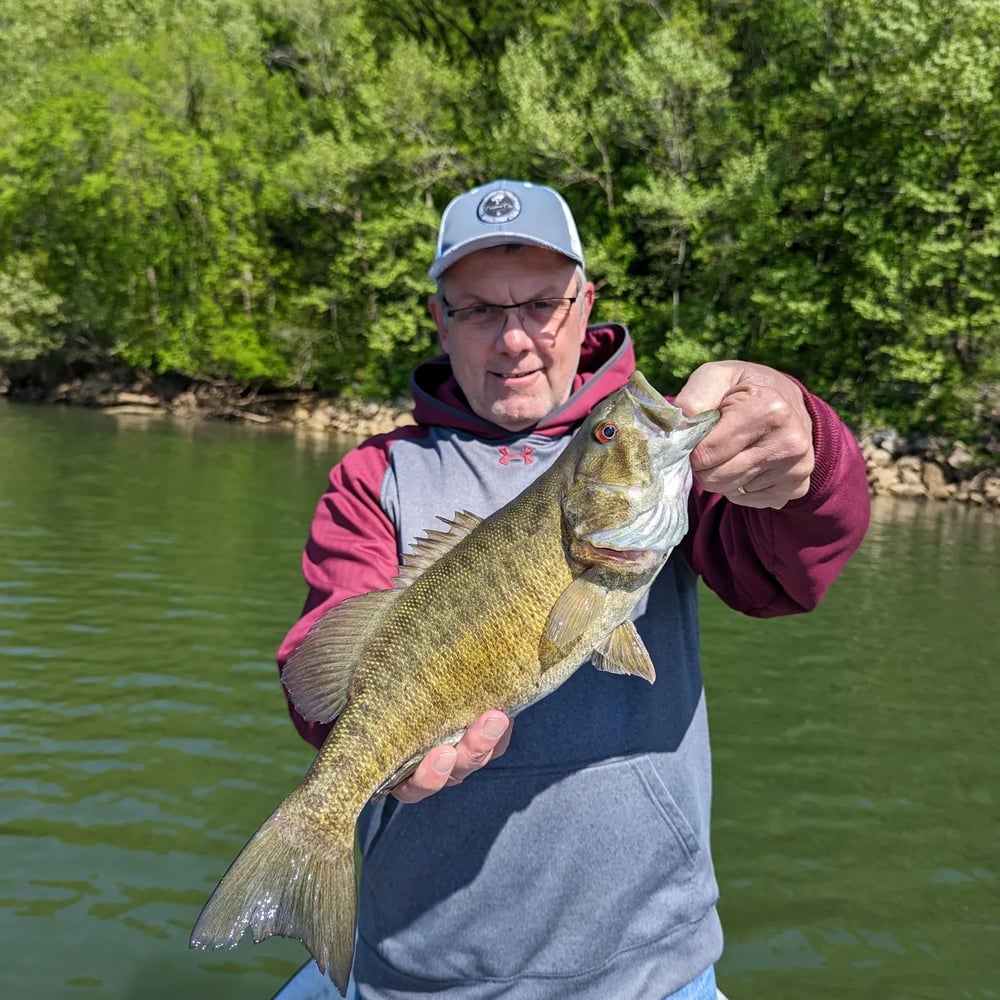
432;747;457;775
482;716;507;740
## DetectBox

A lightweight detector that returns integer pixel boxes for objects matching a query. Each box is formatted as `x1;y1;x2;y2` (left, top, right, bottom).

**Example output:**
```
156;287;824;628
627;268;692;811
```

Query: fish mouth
573;536;661;568
575;373;720;558
626;371;719;448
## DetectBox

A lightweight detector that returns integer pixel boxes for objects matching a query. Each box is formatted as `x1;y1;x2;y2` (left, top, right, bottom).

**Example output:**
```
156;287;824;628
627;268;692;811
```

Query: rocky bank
4;368;999;508
861;433;1000;507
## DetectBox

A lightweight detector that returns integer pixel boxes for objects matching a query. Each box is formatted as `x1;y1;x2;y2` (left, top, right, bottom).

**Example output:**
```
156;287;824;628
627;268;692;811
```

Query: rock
871;429;901;455
946;441;975;471
921;462;953;501
888;481;928;500
113;391;161;407
896;455;924;485
308;404;336;431
983;477;1000;507
232;410;272;425
868;465;899;495
171;391;199;414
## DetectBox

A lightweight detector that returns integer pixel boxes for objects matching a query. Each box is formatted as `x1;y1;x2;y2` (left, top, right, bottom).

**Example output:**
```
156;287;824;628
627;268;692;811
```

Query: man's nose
496;308;532;349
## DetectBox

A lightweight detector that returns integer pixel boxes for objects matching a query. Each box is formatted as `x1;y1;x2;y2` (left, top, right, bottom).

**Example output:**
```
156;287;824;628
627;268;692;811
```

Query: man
277;179;870;999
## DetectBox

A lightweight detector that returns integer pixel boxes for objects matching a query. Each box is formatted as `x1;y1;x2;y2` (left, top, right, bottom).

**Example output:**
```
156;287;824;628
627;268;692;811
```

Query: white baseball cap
428;179;585;281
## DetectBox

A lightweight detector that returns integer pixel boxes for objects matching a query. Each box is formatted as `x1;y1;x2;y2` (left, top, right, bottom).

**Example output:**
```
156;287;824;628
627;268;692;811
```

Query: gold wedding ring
736;483;748;496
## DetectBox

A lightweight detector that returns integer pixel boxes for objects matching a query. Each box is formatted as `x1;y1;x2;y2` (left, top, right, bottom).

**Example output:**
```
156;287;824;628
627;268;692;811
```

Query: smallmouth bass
190;370;719;994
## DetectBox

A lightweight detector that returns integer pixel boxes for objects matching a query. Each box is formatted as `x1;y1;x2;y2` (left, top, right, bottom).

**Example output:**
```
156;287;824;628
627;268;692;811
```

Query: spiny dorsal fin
394;510;483;586
282;590;396;723
544;571;608;650
591;620;656;684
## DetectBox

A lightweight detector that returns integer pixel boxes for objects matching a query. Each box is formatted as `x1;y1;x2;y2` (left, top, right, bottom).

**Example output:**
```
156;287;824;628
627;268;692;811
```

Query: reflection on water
0;402;335;998
1;400;997;999
704;494;999;999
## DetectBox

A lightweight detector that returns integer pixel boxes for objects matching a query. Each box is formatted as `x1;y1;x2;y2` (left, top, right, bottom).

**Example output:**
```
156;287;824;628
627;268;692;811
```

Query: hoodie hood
410;323;636;439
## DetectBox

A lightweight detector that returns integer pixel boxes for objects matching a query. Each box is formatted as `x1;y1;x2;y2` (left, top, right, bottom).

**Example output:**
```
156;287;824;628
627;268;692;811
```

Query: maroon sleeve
276;432;415;748
682;387;870;617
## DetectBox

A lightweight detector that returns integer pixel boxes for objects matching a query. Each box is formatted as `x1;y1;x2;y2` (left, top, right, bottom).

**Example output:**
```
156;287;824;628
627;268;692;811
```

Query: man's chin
488;401;545;433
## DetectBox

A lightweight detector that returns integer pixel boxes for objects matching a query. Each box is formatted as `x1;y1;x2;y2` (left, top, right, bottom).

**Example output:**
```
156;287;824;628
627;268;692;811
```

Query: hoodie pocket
358;753;716;984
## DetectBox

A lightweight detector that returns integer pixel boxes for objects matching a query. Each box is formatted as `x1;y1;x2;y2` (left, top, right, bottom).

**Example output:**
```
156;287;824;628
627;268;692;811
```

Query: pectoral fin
591;620;656;684
545;572;608;649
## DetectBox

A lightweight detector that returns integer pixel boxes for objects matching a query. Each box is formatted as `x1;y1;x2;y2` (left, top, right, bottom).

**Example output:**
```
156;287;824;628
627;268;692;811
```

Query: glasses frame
441;290;581;337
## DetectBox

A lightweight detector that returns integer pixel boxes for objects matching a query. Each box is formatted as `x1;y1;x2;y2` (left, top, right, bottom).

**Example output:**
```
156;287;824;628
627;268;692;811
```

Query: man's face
428;245;595;431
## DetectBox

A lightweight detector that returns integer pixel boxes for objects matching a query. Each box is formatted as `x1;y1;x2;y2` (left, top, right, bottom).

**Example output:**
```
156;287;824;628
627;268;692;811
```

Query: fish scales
190;371;719;995
306;483;574;824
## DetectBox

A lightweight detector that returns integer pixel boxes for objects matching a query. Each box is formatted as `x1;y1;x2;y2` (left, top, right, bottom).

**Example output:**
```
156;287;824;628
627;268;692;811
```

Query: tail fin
190;801;357;997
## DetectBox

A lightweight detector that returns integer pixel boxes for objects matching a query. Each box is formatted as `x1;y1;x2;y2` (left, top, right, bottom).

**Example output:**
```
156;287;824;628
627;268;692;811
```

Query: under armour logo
498;445;534;465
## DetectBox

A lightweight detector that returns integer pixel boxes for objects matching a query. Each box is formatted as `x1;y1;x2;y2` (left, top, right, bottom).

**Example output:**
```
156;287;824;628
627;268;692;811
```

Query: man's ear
578;281;597;339
427;294;449;352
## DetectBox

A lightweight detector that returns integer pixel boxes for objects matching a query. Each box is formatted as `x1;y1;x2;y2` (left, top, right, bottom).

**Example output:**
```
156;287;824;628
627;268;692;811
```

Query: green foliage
0;254;63;362
0;0;997;435
0;17;300;381
714;0;1000;436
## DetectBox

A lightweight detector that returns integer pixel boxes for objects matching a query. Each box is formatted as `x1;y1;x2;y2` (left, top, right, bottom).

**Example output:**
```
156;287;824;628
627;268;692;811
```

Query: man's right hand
391;712;512;804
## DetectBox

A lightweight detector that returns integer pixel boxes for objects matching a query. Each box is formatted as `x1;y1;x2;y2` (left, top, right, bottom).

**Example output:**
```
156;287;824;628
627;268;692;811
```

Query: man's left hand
390;712;512;804
673;361;815;509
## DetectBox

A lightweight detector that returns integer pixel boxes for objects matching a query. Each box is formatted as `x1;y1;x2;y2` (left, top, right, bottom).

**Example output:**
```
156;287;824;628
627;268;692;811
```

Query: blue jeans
668;965;718;1000
342;965;720;999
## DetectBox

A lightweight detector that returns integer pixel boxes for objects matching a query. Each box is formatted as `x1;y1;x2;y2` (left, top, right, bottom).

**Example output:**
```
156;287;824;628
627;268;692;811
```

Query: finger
679;365;813;476
707;455;813;508
389;712;512;804
727;481;798;510
391;745;458;804
689;401;768;475
491;717;514;760
672;361;742;418
691;376;814;476
698;402;814;488
445;712;510;785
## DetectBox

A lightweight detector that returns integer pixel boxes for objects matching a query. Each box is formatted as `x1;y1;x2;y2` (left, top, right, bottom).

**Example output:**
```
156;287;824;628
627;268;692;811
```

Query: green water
0;400;997;999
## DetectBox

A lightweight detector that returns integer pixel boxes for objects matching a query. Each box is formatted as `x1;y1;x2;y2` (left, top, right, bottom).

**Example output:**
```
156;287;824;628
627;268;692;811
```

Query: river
0;400;996;999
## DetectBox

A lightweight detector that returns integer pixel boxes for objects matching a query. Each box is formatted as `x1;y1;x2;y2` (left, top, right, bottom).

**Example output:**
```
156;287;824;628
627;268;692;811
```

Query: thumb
672;362;741;417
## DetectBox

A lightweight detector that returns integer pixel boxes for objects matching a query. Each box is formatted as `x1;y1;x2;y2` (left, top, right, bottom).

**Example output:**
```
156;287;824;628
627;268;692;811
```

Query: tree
0;254;63;363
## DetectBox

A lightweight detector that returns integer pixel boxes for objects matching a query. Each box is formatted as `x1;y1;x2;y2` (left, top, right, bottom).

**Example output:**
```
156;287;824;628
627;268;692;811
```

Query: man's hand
673;361;815;509
391;712;512;804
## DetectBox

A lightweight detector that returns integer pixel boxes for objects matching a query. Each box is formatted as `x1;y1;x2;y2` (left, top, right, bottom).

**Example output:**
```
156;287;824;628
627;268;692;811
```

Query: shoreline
3;368;999;508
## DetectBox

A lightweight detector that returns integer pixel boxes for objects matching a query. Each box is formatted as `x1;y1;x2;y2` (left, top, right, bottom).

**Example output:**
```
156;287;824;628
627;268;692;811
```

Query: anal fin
591;620;656;684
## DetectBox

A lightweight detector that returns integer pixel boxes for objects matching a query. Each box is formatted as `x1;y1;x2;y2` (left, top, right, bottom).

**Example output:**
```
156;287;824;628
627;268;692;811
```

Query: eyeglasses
441;291;580;338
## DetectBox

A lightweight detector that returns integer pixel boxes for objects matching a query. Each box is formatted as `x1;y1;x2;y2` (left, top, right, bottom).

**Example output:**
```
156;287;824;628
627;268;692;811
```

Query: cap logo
477;190;521;224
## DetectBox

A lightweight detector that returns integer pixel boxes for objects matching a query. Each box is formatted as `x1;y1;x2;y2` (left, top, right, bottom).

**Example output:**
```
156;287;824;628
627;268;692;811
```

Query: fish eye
594;421;618;443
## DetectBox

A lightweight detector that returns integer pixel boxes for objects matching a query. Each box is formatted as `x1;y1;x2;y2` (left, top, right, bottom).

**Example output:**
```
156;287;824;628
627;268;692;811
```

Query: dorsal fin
281;590;397;723
394;510;482;586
